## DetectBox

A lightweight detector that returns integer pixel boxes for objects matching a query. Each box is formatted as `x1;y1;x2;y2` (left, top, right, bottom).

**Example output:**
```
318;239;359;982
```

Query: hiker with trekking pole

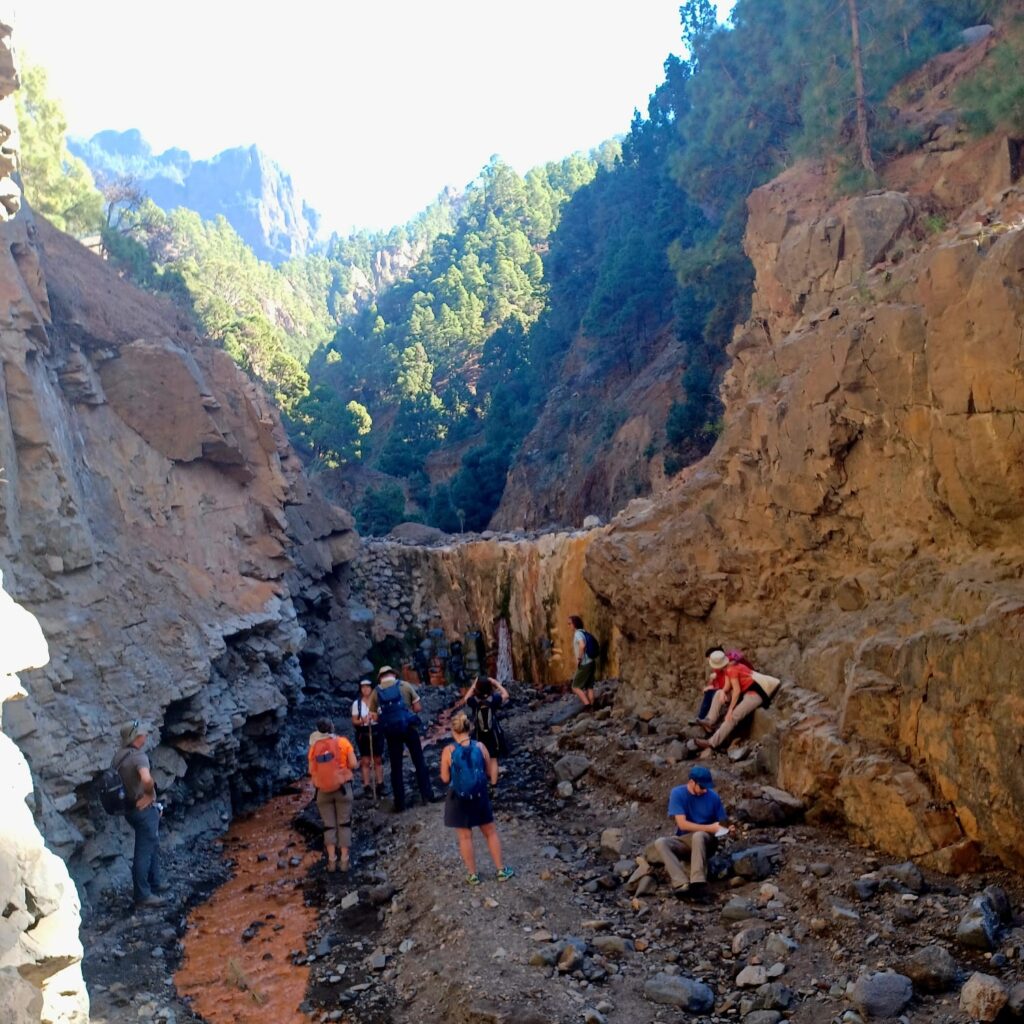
351;679;384;800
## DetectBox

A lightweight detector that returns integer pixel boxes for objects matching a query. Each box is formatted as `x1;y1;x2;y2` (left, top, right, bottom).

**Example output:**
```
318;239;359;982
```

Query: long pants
316;784;353;849
126;805;163;902
385;724;435;810
708;691;764;748
655;832;718;886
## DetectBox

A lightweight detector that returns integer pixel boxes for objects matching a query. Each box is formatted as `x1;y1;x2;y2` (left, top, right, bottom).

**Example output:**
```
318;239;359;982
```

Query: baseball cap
689;765;713;787
377;664;396;678
359;678;373;688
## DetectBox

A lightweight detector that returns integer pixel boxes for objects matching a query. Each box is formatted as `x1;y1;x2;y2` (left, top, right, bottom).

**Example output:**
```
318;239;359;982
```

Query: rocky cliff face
70;129;320;264
360;83;1024;874
0;36;364;905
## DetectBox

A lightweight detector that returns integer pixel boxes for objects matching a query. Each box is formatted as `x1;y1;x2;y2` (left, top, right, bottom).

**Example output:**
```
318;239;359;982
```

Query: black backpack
582;630;600;660
99;751;130;814
474;700;495;737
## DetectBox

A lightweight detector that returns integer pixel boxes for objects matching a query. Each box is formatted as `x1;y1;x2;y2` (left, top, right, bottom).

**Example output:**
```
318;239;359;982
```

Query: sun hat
689;765;713;787
708;650;729;670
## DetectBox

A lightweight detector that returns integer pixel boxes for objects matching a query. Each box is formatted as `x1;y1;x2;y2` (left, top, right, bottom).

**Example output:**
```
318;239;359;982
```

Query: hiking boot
152;883;171;894
134;895;165;909
683;882;708;902
497;867;515;882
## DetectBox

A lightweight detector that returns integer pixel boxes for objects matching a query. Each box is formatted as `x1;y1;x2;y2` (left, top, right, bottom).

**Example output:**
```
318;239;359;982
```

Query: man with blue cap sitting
654;764;729;899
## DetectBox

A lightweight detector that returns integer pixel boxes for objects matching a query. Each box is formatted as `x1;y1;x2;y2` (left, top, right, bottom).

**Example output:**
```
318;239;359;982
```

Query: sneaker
466;873;481;886
496;867;515;882
134;895;165;909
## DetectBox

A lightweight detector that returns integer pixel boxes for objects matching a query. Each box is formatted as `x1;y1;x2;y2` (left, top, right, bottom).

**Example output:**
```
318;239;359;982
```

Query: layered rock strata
0;29;362;902
363;118;1024;871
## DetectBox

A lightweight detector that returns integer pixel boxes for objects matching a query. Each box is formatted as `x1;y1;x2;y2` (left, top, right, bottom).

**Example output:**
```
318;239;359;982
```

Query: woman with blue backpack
439;713;515;886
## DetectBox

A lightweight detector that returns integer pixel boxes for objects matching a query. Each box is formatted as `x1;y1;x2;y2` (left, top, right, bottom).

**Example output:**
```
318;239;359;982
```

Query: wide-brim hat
708;650;729;670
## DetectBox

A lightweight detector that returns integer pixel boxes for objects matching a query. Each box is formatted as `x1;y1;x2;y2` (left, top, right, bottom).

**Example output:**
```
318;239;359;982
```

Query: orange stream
175;782;318;1023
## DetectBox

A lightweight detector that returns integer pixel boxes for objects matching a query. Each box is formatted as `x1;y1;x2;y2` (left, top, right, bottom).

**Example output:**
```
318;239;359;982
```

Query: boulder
731;845;783;880
900;944;958;993
554;754;592;783
387;522;449;544
643;973;715;1012
851;972;913;1019
959;973;1008;1022
957;893;1003;950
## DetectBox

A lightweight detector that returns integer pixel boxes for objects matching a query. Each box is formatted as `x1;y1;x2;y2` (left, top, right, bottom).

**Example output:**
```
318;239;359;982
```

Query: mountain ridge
69;127;320;264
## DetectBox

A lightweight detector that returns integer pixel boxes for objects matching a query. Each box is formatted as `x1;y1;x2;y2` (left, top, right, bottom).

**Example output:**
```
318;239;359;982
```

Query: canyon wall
0;28;364;905
365;82;1024;873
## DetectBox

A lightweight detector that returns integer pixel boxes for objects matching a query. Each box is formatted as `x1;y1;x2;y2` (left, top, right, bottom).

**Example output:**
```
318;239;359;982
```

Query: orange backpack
309;735;353;793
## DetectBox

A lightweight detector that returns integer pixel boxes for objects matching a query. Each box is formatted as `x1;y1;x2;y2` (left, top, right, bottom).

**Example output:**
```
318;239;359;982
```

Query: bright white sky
11;1;731;236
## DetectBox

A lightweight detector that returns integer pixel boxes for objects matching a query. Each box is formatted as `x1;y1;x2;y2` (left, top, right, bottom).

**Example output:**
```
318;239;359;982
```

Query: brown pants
655;832;718;886
708;691;764;748
316;784;353;849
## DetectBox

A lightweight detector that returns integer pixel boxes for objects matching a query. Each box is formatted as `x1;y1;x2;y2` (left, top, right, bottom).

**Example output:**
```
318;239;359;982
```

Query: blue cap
689;765;713;787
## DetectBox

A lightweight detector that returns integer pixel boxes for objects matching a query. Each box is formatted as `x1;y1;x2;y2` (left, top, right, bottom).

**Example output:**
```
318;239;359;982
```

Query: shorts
572;660;596;691
355;725;383;759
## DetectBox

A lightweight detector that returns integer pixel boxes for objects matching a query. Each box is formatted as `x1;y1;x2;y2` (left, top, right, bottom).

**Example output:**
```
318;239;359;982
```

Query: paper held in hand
714;826;730;838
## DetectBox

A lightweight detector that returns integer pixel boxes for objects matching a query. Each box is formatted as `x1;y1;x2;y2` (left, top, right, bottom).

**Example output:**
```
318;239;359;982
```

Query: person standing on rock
308;717;358;873
440;712;514;885
456;674;510;774
351;680;384;799
113;720;168;909
568;615;597;707
653;764;728;899
368;665;436;812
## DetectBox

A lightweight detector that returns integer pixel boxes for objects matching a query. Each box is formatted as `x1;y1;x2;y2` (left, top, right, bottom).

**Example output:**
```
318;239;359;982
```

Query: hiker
439;712;514;885
368;665;437;812
695;646;753;723
113;720;167;908
457;673;509;772
308;717;358;872
696;655;779;754
351;680;384;798
568;614;598;707
653;764;728;899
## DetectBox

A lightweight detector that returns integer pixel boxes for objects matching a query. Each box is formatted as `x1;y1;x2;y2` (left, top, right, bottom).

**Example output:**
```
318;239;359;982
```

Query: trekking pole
367;724;378;805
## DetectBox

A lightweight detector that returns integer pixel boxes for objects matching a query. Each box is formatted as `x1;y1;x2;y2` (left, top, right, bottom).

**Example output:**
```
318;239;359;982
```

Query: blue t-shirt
667;785;727;835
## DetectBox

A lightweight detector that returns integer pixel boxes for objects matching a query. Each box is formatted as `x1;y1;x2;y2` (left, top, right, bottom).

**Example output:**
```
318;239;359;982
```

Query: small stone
765;932;798;958
399;939;414;954
958;893;1002;951
583;1010;607;1024
960;972;1009;1022
722;897;759;922
591;935;633;958
600;828;625;856
369;953;387;971
851;971;912;1019
809;862;833;877
743;1013;782;1024
557;781;575;799
731;845;782;880
341;892;359;910
733;922;769;954
736;964;768;987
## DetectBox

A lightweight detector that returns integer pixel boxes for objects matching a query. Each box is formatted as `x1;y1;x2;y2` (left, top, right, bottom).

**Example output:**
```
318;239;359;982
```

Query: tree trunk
847;0;875;174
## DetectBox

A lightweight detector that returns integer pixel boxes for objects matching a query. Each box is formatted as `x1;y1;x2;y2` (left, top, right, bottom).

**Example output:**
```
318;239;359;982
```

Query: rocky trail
79;684;1024;1024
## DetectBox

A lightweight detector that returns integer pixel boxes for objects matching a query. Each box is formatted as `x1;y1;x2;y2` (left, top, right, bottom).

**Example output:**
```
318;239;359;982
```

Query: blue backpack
377;681;415;735
450;742;488;799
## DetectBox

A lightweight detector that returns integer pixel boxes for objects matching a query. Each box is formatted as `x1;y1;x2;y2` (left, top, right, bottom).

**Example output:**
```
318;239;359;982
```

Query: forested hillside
16;0;1017;536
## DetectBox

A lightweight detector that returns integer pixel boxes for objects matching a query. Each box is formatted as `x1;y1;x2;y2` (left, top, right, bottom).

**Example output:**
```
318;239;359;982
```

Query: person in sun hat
113;719;168;909
652;764;729;900
351;678;385;798
367;665;436;812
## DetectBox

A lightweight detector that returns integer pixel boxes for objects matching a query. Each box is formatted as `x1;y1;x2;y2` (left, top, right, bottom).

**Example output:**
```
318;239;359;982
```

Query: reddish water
175;783;318;1023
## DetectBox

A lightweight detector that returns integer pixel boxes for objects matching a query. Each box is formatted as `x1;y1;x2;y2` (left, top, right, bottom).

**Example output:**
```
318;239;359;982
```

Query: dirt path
300;689;1024;1024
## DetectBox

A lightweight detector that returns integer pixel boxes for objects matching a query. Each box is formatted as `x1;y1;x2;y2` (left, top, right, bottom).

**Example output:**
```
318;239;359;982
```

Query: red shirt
726;663;756;693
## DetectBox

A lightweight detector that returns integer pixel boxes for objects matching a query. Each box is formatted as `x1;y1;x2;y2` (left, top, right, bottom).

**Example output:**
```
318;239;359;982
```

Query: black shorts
354;726;383;758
